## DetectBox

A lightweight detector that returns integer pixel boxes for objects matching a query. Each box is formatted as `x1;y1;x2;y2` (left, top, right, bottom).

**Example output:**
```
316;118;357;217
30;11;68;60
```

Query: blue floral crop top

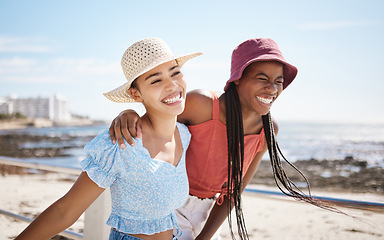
80;123;191;238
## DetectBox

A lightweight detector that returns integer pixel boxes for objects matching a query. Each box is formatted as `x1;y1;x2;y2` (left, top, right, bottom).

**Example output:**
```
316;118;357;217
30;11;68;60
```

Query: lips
162;91;183;104
256;96;274;105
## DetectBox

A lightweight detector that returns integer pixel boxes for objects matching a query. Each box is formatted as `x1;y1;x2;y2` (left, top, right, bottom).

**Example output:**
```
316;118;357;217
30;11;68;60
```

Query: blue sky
1;0;383;123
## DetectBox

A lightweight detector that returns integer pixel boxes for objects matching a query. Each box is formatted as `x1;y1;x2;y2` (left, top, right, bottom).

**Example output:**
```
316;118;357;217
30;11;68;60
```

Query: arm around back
177;89;216;125
108;89;216;148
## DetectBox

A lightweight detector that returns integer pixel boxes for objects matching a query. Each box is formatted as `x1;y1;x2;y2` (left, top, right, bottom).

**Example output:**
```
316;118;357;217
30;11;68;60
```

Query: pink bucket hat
224;38;298;91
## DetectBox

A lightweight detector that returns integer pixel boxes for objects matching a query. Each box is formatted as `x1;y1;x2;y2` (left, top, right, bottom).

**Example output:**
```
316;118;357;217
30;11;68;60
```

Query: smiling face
128;60;186;117
235;61;284;115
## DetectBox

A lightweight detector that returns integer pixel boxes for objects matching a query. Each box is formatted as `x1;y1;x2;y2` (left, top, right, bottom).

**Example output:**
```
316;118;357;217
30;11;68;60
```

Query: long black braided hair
224;82;345;240
225;82;247;240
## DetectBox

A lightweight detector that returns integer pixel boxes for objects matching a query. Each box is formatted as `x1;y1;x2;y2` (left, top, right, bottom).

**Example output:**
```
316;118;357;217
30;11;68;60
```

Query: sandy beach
0;170;383;240
0;172;83;239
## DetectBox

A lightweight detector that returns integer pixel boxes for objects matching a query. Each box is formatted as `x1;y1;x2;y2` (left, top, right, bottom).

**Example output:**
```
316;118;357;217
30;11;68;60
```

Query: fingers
120;116;135;147
108;119;118;145
127;121;138;139
108;109;142;149
127;118;142;139
112;119;127;148
124;111;142;139
136;119;142;139
109;117;131;149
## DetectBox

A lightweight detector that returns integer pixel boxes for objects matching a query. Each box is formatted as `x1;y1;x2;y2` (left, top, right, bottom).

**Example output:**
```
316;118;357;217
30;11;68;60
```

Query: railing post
83;188;111;240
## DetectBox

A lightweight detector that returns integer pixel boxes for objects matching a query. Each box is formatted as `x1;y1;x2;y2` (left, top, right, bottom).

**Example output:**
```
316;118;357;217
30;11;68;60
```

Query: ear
128;88;143;102
234;79;240;85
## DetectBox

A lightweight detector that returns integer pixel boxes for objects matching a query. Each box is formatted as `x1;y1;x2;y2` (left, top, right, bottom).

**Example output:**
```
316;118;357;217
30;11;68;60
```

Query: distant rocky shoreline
0;133;94;158
253;157;384;195
0;131;383;195
0;118;98;130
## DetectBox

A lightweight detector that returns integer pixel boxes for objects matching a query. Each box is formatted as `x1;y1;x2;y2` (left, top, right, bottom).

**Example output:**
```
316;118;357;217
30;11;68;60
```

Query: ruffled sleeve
176;123;191;150
80;130;122;188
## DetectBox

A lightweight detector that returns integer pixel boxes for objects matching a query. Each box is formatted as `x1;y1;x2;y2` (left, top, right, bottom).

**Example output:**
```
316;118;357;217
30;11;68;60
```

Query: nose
164;77;178;91
265;82;278;94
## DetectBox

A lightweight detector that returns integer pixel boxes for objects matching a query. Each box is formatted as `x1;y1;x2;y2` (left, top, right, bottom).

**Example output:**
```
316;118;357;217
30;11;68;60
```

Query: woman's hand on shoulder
109;109;142;149
108;89;218;147
178;89;218;125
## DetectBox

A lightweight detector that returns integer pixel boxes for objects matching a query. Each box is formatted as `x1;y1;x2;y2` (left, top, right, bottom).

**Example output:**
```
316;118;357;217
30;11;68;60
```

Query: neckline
189;118;264;138
217;119;264;137
134;123;184;168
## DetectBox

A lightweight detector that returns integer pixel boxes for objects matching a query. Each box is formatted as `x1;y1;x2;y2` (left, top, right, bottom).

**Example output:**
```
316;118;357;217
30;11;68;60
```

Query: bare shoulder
187;89;213;99
178;89;216;125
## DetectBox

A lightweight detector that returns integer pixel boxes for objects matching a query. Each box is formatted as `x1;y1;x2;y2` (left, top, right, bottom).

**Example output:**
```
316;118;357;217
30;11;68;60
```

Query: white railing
0;209;83;240
0;157;111;240
2;157;383;239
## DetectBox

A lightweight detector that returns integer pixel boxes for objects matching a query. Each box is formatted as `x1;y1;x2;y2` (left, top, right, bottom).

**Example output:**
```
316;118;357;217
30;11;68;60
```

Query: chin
254;107;270;116
261;110;270;116
171;105;185;116
177;107;185;116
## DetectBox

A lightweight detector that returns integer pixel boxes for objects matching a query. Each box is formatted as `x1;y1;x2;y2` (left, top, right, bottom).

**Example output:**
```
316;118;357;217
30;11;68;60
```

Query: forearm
196;197;232;240
16;172;104;240
16;198;80;240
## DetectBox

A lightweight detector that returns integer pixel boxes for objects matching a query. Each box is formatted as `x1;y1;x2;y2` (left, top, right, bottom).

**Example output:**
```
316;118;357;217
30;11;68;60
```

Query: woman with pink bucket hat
109;38;338;240
16;38;202;240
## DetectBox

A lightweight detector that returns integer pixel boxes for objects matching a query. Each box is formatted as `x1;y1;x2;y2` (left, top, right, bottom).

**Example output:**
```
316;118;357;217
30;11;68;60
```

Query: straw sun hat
104;37;202;103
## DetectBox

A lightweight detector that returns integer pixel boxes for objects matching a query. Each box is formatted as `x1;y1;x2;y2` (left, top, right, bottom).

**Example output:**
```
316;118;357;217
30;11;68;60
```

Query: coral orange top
186;91;265;204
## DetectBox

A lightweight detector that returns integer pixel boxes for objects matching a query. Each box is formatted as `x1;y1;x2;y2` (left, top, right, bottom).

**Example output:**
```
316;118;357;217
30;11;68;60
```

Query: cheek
141;87;161;101
237;80;258;93
180;76;186;85
178;78;187;90
237;86;254;100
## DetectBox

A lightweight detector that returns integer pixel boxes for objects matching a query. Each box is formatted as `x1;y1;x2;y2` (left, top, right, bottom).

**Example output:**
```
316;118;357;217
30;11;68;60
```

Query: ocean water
1;121;383;169
0;124;108;169
275;121;384;167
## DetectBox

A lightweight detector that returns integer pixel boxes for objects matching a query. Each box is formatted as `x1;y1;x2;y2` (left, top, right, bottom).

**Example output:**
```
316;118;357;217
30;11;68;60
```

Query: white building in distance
0;94;72;121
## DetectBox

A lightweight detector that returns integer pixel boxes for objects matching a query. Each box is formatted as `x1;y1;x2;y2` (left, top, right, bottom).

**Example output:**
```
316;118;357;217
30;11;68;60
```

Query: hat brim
104;52;202;103
224;56;298;91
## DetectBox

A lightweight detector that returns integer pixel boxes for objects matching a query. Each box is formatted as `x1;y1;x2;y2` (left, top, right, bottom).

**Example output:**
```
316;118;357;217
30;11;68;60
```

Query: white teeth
257;96;273;104
163;93;181;104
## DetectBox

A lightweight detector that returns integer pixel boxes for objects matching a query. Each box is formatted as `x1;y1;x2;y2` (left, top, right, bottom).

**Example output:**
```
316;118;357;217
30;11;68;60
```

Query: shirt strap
208;90;220;120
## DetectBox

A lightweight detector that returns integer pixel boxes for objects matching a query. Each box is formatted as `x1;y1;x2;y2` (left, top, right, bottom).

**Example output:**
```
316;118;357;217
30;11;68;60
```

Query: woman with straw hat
15;38;202;240
108;38;340;240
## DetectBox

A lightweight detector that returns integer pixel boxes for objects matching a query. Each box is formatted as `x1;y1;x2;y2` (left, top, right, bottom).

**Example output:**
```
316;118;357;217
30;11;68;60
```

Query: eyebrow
256;73;269;78
170;65;179;71
145;72;160;81
256;73;284;79
145;65;179;81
